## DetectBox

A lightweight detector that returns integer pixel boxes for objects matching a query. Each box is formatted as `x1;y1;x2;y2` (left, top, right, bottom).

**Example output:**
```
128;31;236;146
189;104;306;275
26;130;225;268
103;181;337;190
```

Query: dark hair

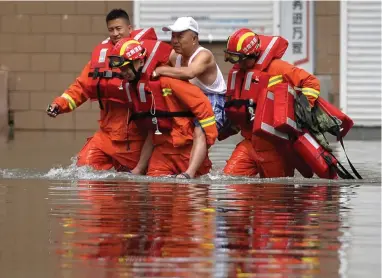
106;9;130;24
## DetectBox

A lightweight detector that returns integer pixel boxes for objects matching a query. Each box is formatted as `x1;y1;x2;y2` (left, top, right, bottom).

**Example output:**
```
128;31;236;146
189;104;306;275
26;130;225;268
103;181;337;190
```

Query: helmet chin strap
129;61;144;84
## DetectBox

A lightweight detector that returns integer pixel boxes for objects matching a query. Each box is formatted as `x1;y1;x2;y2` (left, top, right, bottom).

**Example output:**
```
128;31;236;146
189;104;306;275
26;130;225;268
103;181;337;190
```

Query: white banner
134;1;276;41
134;0;314;72
280;0;314;73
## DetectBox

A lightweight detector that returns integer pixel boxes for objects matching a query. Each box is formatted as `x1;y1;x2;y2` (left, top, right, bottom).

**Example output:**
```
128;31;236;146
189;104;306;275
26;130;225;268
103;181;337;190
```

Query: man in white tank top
153;16;227;131
153;17;227;178
151;17;226;179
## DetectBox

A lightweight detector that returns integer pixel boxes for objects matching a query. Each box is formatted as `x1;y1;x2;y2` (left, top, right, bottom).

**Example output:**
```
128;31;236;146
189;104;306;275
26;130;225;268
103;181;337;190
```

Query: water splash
0;162;379;185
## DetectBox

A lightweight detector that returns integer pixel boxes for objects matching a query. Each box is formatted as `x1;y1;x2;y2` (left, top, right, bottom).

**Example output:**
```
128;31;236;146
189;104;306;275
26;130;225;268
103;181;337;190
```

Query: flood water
0;131;381;278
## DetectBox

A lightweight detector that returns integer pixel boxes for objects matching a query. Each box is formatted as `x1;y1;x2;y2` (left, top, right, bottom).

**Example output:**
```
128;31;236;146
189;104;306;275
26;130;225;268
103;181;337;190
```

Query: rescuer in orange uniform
221;28;321;178
46;9;157;173
108;38;218;179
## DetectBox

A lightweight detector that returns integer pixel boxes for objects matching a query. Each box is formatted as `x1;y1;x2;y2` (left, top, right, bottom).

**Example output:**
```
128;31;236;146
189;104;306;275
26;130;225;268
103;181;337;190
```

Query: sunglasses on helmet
224;50;259;64
108;55;131;68
108;48;146;68
224;51;246;64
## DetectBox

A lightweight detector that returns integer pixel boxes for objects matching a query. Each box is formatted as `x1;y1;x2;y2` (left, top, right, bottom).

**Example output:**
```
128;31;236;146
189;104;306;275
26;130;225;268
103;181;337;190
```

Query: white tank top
175;46;226;95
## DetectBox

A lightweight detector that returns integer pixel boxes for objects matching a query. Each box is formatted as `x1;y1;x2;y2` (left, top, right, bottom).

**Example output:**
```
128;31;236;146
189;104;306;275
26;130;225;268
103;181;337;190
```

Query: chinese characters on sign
292;0;303;55
274;1;313;71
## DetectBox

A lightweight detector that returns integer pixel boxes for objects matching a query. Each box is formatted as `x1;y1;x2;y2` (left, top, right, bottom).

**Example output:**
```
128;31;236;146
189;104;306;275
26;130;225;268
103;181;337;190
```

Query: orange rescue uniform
52;29;156;171
223;58;320;178
145;77;218;177
267;59;320;107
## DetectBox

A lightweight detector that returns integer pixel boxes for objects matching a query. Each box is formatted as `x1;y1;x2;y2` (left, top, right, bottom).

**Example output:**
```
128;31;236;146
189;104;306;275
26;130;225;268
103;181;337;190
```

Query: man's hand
46;103;60;118
152;66;169;80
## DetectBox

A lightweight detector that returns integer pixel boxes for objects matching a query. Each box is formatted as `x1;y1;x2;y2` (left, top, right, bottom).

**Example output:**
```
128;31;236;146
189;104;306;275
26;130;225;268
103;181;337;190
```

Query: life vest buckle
152;117;163;135
92;68;99;80
248;98;255;121
102;70;113;78
89;70;119;79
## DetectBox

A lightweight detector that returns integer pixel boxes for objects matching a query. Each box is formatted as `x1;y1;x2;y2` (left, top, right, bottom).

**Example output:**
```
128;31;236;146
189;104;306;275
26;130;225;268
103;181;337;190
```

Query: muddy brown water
0;131;380;278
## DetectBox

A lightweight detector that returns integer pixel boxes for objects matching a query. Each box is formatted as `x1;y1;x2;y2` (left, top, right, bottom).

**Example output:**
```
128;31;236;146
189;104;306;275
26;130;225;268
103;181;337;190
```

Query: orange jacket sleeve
267;59;320;106
52;62;91;113
159;77;218;146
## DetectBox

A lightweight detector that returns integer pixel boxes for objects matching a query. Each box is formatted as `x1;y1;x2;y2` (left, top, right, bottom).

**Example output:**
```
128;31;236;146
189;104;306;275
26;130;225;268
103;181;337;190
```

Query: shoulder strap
188;47;204;65
336;133;363;179
175;55;182;68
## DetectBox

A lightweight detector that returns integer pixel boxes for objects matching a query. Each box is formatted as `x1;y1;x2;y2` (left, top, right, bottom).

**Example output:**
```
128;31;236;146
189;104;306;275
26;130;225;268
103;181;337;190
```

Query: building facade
0;1;353;131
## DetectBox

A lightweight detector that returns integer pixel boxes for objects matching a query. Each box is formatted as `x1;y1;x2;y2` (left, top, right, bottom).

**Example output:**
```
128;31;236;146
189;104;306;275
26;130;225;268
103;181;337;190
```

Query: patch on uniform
162;88;172;96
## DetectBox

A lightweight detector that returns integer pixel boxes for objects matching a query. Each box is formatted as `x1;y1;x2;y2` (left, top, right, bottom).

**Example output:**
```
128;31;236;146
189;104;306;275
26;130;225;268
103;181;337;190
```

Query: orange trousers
76;131;144;172
147;143;212;177
223;138;295;178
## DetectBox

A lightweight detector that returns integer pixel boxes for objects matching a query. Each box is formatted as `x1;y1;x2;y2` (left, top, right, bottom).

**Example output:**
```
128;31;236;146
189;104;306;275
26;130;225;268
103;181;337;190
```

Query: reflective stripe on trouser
147;142;212;177
76;130;144;172
223;138;295;178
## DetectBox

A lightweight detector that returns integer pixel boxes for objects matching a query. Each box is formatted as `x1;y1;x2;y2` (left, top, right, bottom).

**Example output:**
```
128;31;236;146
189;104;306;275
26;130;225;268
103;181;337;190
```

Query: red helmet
224;28;261;63
108;38;147;68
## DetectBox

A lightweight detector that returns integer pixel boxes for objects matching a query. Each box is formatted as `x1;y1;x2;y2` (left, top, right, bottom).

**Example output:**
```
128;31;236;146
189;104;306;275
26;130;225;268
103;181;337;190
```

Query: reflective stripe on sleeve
302;87;320;98
199;115;216;128
268;75;283;87
61;93;77;110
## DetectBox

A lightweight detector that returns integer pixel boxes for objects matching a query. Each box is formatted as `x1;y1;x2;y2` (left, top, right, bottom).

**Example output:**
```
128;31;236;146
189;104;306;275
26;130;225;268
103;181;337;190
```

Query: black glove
46;104;60;117
295;93;314;129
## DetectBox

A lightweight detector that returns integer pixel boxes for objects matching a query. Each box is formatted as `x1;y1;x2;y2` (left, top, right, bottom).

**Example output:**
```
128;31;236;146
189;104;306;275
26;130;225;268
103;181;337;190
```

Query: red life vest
251;35;299;141
252;85;290;142
293;131;338;179
131;80;175;133
129;40;193;134
292;150;314;178
88;39;127;108
273;83;302;135
255;35;289;71
225;67;268;129
315;97;354;138
225;35;289;132
86;28;159;109
131;28;158;41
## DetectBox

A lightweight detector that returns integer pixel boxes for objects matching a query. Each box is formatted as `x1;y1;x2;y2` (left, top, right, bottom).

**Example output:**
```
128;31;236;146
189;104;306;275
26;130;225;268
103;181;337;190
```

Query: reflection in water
0;185;5;230
49;181;343;277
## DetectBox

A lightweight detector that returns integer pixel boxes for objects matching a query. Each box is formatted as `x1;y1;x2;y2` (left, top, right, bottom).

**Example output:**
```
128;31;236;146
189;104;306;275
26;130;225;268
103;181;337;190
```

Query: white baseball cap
162;17;199;33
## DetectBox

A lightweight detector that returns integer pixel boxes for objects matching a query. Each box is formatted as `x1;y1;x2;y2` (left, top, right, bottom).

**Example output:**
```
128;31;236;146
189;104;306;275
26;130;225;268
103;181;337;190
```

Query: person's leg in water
147;142;211;178
77;131;113;170
177;125;207;179
179;94;224;179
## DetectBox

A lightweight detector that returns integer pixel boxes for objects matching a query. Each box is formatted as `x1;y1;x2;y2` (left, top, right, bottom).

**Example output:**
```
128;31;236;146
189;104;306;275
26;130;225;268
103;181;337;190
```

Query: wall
0;1;339;131
314;1;340;106
0;1;133;131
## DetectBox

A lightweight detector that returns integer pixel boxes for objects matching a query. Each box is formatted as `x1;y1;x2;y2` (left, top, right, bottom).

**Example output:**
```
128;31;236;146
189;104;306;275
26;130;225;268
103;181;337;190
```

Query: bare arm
155;50;213;80
130;132;154;175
